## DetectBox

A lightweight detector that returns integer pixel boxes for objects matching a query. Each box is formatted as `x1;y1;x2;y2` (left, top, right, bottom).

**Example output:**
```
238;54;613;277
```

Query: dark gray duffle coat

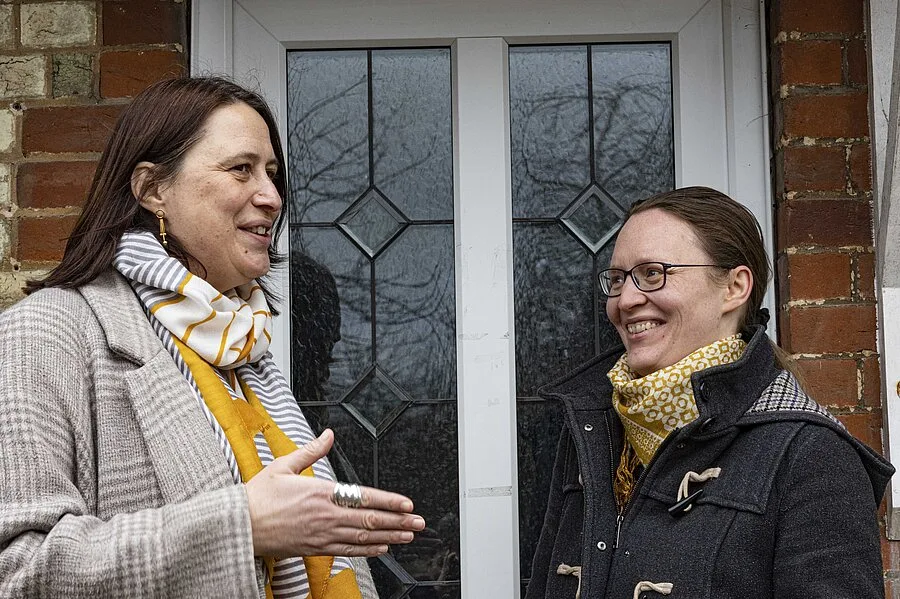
525;327;894;599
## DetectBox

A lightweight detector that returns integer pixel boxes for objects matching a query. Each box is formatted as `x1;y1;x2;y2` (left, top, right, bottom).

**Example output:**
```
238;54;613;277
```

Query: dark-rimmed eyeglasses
598;262;730;297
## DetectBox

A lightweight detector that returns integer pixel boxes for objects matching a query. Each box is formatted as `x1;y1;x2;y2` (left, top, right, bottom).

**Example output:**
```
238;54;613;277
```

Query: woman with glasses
525;187;893;599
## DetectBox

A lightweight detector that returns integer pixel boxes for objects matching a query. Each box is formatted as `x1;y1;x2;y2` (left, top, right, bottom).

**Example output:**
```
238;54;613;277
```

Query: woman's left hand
244;429;426;558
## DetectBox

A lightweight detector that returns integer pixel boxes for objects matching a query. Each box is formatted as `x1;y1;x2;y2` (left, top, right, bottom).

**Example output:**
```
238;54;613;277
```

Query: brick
782;93;869;139
781;252;852;300
782;304;877;354
21;1;96;48
847;39;868;86
882;539;900;578
53;53;94;98
781;145;846;192
100;50;185;98
0;269;31;308
22;105;122;154
773;0;864;35
794;357;857;406
838;411;883;453
103;0;184;46
778;199;872;248
861;355;882;408
778;40;842;86
17;161;96;209
0;162;9;210
0;108;13;153
16;215;79;262
849;143;873;193
858;252;876;300
0;55;48;99
0;217;8;260
0;4;13;49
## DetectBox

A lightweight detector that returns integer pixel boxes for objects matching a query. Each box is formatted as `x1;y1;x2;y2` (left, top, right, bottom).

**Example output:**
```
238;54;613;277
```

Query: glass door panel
509;42;674;583
287;48;459;597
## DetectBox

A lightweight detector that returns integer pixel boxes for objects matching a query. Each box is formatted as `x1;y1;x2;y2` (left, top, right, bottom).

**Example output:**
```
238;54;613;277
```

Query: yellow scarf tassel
174;338;362;599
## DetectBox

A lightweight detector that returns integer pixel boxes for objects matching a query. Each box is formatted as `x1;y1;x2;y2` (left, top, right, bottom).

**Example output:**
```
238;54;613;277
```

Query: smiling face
606;208;749;377
140;101;282;292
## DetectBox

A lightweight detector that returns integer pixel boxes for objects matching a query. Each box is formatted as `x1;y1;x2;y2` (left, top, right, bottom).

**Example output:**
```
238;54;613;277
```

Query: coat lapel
81;270;234;503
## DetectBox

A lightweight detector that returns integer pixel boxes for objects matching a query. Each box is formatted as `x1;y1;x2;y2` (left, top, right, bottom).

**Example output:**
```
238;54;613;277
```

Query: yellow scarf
607;334;746;466
174;338;361;599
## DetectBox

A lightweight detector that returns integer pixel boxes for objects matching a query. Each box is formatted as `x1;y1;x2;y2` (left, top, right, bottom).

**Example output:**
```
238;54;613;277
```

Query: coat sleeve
0;294;260;598
772;425;885;599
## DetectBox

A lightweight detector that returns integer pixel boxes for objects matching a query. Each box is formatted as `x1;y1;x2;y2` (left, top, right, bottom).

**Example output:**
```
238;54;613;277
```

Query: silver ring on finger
332;482;363;509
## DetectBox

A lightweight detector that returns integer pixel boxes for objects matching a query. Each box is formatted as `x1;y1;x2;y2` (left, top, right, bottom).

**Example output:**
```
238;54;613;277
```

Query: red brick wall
0;0;186;308
767;0;897;592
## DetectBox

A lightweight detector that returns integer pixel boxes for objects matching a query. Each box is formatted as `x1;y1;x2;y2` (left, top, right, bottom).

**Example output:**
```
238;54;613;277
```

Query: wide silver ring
332;482;363;509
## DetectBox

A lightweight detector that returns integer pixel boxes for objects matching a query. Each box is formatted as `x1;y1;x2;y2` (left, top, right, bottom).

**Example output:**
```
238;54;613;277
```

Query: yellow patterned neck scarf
607;334;747;465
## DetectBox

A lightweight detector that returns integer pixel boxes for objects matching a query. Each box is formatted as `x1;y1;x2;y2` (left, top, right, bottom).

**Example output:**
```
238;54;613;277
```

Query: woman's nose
615;275;647;309
255;177;282;213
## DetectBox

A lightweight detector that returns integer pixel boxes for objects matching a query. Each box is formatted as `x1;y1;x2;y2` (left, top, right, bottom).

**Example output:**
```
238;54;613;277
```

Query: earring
155;209;168;248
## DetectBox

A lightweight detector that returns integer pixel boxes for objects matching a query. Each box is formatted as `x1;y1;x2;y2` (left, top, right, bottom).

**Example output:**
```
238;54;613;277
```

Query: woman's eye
232;164;251;174
266;169;278;180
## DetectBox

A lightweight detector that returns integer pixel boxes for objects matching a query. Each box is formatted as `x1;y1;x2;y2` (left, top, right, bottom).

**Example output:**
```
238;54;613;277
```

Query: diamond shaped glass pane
343;367;411;436
560;184;624;254
338;189;406;257
368;555;416;599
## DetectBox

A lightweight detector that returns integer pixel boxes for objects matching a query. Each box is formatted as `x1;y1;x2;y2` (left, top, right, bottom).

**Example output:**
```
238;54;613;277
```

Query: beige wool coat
0;270;375;598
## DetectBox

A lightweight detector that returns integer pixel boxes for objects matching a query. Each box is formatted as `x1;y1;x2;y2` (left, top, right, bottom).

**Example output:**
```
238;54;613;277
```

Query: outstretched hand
245;429;425;558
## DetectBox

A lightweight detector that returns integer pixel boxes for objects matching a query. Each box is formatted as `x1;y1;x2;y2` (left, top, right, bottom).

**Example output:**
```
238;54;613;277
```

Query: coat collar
539;326;778;430
78;269;236;502
78;269;163;365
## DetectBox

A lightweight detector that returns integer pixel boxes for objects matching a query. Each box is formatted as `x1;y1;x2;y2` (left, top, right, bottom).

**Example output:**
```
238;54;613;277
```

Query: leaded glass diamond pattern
342;366;412;436
338;188;407;257
560;184;625;254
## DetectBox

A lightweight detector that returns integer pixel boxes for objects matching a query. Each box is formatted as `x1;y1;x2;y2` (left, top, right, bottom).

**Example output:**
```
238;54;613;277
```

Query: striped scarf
113;230;357;598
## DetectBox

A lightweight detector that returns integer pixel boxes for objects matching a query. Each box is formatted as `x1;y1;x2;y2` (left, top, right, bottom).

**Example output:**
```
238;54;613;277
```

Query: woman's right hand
244;429;425;558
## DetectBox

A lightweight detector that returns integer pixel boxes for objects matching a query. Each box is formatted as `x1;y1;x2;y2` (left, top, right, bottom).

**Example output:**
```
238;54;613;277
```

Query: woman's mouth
627;321;660;334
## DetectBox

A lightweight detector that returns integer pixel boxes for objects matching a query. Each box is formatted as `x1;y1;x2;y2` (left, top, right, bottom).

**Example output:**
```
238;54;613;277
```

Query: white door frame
192;0;773;593
870;0;900;539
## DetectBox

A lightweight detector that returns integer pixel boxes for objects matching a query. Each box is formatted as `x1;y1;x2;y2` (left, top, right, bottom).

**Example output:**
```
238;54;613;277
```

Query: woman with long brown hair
0;77;424;598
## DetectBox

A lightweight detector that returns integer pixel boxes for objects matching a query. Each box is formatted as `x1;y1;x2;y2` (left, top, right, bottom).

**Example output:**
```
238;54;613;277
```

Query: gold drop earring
155;209;168;248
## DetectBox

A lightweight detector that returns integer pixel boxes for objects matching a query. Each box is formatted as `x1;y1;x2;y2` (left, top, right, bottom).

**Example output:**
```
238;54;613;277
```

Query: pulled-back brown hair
625;186;798;374
26;76;288;312
626;186;769;331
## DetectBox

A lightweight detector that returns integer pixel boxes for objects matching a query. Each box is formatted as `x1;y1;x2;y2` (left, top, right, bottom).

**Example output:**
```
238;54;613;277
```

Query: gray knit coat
0;270;376;598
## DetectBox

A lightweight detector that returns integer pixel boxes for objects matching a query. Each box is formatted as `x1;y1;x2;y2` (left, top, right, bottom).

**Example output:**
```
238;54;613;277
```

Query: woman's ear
131;161;161;211
723;265;753;315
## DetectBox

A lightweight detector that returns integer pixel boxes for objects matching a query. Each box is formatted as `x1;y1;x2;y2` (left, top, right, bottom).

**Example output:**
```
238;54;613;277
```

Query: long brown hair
26;77;288;313
626;186;797;373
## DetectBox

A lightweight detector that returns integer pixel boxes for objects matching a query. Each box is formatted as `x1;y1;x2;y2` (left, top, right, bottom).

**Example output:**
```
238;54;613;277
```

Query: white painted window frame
191;0;773;593
870;0;900;539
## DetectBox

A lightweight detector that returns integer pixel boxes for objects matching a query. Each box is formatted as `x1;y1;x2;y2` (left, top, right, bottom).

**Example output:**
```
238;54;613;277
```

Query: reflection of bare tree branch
511;75;672;211
287;52;455;405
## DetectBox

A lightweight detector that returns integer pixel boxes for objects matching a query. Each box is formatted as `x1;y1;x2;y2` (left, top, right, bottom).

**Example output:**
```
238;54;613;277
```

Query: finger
311;543;390;558
340;509;425;533
279;429;334;474
331;525;418;547
358;486;416;513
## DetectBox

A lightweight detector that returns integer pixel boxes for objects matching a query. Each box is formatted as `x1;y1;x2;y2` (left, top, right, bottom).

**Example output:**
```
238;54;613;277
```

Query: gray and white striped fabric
114;230;353;597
